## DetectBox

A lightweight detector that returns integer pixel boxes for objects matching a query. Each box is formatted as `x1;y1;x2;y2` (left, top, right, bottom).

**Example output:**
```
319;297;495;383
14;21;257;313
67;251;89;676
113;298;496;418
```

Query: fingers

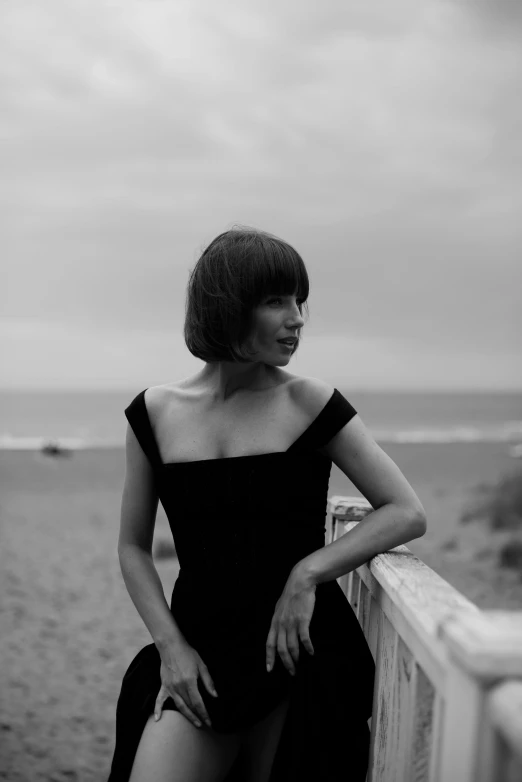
299;621;315;657
154;685;168;722
172;691;207;729
277;626;296;676
198;661;219;699
266;625;276;672
266;623;315;675
286;626;300;668
154;683;212;730
187;683;213;728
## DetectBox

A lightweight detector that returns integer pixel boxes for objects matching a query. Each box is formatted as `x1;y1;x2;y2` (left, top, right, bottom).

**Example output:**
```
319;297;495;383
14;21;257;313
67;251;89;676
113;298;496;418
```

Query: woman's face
245;292;305;365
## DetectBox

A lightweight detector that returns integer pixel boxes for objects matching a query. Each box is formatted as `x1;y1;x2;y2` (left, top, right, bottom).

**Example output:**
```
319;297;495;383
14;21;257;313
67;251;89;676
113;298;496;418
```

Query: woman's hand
266;569;316;676
155;639;219;729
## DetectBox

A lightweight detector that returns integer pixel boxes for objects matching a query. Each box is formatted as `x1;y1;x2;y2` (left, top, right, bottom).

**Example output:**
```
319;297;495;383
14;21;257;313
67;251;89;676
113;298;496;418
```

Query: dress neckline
139;387;339;467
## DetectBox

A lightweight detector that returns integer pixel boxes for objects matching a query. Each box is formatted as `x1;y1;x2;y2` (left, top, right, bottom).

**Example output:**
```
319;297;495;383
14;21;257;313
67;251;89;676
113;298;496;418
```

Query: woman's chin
265;353;292;367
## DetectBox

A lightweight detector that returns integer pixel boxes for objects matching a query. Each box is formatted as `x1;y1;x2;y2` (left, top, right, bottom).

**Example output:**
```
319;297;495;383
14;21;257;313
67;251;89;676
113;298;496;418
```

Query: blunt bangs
184;226;309;363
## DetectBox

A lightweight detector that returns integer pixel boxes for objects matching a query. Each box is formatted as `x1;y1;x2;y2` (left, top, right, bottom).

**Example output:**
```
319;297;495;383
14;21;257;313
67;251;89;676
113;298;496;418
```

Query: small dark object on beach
153;538;177;560
41;440;71;457
498;539;522;573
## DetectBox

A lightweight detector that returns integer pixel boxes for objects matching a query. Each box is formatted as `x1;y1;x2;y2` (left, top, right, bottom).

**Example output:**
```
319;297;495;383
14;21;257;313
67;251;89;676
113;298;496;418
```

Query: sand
1;446;521;781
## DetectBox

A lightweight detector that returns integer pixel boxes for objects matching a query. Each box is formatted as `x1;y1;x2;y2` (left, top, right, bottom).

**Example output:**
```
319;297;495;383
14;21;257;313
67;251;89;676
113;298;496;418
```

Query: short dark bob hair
184;225;309;363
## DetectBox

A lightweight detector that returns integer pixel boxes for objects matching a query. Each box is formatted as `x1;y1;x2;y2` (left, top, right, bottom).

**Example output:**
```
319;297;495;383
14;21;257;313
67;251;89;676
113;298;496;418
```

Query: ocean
1;389;521;451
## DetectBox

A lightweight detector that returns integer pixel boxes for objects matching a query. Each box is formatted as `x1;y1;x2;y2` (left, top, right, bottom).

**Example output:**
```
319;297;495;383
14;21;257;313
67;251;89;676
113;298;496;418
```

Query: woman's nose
288;306;305;328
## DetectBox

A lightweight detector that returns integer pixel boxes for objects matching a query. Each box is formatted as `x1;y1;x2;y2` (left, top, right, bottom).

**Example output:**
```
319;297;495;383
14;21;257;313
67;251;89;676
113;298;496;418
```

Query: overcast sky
2;0;521;391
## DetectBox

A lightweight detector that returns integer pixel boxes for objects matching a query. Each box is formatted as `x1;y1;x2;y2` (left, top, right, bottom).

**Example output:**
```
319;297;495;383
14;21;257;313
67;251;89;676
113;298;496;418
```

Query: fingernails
266;663;271;672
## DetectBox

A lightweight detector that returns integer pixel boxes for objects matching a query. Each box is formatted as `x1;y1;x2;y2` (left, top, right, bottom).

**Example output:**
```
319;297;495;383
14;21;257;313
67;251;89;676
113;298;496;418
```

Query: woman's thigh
129;711;242;782
240;696;291;782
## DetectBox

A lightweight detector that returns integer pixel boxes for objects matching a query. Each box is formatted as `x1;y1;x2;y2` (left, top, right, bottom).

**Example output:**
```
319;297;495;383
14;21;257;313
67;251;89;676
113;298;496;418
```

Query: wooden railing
326;495;522;782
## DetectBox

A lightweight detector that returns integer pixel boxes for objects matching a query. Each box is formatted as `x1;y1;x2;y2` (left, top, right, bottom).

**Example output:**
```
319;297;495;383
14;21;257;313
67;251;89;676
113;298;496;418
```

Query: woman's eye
267;297;303;306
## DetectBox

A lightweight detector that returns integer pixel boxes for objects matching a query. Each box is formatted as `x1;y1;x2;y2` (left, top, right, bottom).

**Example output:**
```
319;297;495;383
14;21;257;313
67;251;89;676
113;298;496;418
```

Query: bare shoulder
142;384;168;415
145;378;194;407
288;375;336;418
142;381;188;422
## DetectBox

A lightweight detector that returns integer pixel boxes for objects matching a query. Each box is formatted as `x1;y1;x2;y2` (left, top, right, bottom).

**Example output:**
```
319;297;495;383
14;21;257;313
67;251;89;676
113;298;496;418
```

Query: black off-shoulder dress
107;388;375;782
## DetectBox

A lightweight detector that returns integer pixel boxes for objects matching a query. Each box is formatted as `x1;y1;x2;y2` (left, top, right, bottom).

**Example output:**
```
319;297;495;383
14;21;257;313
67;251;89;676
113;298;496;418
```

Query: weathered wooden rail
326;495;522;782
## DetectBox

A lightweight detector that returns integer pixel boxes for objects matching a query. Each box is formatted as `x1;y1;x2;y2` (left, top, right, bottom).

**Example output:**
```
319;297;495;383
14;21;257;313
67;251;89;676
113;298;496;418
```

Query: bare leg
240;696;291;782
129;711;242;782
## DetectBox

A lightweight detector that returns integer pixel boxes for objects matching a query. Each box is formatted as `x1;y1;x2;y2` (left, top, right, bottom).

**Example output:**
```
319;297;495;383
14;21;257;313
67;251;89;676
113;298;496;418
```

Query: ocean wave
1;421;522;450
373;422;522;444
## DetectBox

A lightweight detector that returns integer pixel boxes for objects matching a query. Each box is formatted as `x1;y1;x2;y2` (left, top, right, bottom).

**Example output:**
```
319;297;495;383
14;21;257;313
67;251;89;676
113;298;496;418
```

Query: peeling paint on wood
326;495;522;782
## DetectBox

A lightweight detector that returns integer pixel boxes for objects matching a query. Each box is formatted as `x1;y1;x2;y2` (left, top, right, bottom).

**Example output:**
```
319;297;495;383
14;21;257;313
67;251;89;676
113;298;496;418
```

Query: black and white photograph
2;2;521;781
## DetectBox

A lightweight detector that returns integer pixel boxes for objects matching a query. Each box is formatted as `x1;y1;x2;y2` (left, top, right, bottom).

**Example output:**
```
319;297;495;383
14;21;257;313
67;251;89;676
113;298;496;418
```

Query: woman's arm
266;379;428;676
118;423;187;652
292;383;427;587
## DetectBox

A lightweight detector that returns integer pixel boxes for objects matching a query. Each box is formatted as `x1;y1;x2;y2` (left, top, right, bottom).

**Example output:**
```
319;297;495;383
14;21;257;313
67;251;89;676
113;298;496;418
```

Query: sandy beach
1;445;521;781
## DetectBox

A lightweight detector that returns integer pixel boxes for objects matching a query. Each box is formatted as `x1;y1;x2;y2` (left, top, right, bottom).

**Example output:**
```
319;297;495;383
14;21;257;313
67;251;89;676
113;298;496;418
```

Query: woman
107;227;427;782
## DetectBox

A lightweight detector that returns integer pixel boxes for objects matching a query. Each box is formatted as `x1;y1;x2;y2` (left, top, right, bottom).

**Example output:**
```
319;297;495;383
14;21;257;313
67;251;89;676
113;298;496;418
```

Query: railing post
437;611;522;782
487;680;522;778
326;495;372;600
327;494;373;544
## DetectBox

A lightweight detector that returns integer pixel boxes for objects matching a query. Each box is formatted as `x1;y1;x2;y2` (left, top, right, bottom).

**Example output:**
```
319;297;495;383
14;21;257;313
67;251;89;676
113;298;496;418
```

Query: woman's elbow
408;503;428;537
391;499;427;538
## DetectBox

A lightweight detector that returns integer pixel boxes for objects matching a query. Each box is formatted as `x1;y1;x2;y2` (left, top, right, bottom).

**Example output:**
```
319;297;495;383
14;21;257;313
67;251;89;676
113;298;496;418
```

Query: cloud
2;0;521;388
460;0;522;38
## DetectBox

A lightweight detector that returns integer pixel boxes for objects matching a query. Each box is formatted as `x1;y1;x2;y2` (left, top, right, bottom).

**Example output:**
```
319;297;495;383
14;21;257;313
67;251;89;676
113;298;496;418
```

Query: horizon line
1;386;521;394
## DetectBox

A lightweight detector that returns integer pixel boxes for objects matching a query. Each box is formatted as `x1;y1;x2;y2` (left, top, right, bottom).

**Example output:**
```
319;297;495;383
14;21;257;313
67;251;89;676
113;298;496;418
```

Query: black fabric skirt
107;580;375;781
